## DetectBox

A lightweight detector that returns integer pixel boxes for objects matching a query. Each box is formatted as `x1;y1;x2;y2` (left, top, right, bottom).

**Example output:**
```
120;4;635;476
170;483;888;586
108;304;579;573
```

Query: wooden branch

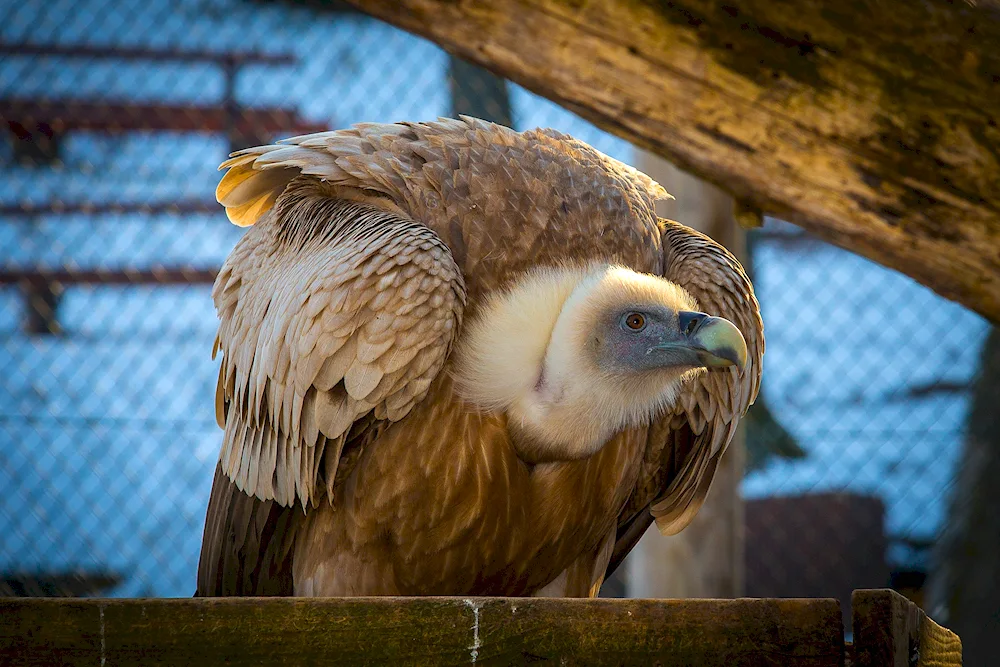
0;596;845;666
346;0;1000;322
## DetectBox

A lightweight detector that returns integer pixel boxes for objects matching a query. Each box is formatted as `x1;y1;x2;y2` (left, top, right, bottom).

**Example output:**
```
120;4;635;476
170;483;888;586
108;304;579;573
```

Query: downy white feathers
453;264;702;461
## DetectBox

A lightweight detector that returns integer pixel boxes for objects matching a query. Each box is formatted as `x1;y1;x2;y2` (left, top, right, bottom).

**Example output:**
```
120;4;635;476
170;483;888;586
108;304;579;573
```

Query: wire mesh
1;0;996;660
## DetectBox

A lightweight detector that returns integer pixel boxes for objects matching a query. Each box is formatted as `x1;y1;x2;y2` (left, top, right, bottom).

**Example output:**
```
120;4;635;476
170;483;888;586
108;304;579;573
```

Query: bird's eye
623;313;646;331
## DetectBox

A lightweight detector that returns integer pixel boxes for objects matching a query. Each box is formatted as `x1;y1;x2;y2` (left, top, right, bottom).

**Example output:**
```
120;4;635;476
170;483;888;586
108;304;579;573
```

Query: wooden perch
0;590;960;665
346;0;1000;322
852;589;963;667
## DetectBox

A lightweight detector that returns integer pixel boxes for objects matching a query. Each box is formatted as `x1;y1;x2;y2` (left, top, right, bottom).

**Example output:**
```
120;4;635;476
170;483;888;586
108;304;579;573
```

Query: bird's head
453;264;747;463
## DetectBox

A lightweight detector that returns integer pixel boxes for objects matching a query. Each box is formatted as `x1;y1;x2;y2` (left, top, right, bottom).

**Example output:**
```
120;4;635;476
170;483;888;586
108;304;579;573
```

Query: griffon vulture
196;116;763;598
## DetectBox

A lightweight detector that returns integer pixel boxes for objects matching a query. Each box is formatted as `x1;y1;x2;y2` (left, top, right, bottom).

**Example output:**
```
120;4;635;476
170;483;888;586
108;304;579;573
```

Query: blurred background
1;0;996;662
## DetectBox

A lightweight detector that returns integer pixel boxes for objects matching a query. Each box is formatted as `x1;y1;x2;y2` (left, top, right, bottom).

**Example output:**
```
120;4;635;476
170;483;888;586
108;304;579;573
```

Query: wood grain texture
0;596;843;666
345;0;1000;322
852;589;962;667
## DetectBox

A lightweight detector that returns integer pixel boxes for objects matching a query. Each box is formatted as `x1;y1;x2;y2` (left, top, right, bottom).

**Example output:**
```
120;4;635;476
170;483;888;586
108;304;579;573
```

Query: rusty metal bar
0;43;297;65
1;99;328;134
0;201;220;217
0;267;220;286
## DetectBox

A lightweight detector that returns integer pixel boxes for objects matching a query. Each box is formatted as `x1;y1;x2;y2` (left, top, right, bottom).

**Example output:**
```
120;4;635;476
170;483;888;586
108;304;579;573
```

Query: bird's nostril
679;311;707;336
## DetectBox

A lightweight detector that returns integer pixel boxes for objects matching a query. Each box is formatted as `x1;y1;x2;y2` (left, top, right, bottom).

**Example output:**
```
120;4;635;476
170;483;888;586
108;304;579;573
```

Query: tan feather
214;362;227;429
301;388;319;447
313;337;356;392
227;419;245;478
215;163;257;203
344;359;384;401
257;429;276;500
323;434;348;501
355;335;395;365
283;433;296;508
247;426;265;497
217;165;297;210
315;386;357;441
224;191;281;228
273;430;288;507
200;118;762;601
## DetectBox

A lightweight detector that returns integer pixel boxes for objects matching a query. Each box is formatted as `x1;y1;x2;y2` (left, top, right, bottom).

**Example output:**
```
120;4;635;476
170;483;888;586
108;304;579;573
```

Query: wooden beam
852;589;962;667
345;0;1000;322
0;596;843;666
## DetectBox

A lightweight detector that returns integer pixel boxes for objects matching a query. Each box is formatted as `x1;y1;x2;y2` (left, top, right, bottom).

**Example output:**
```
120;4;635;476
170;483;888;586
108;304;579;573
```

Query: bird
196;116;763;598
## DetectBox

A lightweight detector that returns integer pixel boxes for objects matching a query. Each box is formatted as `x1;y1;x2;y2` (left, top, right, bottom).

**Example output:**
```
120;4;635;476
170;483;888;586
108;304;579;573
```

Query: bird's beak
651;311;748;371
683;312;748;370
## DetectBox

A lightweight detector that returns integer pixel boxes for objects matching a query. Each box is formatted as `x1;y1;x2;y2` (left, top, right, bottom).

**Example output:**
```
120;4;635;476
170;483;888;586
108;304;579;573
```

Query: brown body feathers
196;117;762;597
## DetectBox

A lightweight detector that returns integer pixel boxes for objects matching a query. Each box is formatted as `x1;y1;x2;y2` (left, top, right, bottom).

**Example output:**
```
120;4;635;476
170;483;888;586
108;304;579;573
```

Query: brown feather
198;117;762;598
196;463;299;596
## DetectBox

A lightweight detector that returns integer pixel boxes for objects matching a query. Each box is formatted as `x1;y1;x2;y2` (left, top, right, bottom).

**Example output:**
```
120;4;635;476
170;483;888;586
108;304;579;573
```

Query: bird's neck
454;265;656;463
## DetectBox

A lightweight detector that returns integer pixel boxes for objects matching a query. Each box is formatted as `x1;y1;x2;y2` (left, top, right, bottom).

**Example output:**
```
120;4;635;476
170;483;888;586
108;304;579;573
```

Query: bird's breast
292;374;646;596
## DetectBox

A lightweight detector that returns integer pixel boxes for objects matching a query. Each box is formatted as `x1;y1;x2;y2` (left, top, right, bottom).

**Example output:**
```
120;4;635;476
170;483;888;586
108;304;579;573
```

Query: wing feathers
315;386;356;440
356;335;395;364
313;338;356;391
218;166;296;210
212;195;465;508
215;117;502;229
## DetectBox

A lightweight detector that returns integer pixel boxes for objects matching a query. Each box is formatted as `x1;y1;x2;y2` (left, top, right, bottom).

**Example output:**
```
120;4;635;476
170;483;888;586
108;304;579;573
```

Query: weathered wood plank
852;589;962;667
0;596;843;666
345;0;1000;322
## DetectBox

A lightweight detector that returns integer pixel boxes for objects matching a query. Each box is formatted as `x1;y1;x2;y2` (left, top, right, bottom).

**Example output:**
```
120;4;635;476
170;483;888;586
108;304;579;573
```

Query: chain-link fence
2;0;996;661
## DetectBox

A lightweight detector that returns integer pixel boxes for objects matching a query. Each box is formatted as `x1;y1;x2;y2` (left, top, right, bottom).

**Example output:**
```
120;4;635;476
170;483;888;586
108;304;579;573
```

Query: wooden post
927;327;1000;666
625;151;746;599
852;589;962;667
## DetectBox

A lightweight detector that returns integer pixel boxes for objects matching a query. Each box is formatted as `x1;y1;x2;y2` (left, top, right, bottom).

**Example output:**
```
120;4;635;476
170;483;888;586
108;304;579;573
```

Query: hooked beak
653;311;748;370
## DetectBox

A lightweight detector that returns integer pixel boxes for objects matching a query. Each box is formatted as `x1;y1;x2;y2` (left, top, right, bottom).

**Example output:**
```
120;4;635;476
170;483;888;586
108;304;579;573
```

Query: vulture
196;116;763;598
